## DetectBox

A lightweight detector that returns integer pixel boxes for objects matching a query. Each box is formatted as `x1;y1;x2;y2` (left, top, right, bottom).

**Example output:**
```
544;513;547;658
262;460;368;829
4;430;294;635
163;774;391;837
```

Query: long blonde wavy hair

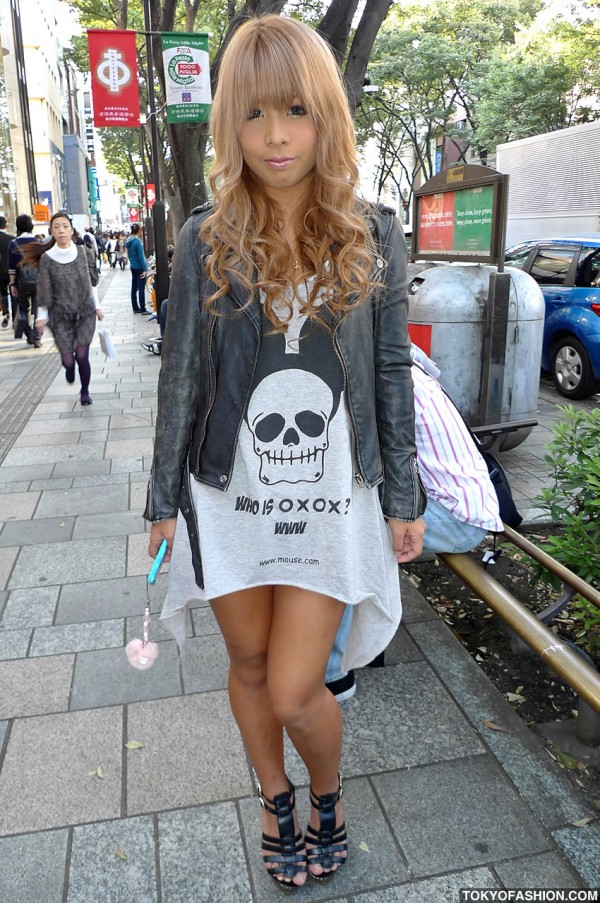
201;14;377;327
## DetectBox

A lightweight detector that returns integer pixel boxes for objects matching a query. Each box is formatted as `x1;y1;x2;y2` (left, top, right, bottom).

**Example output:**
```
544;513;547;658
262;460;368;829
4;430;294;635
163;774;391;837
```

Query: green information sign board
162;32;211;124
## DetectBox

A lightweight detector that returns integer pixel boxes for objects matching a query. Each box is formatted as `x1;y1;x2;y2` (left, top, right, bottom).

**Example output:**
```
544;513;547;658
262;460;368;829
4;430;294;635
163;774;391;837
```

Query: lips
264;157;294;168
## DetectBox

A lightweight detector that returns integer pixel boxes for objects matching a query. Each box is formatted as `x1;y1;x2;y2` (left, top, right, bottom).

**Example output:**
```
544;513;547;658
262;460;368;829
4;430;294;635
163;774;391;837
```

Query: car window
505;246;532;270
530;247;575;285
576;247;600;287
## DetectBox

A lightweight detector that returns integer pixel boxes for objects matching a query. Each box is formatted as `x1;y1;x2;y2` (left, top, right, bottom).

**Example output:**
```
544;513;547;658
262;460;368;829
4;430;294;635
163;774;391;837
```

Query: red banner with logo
145;184;156;210
88;30;140;128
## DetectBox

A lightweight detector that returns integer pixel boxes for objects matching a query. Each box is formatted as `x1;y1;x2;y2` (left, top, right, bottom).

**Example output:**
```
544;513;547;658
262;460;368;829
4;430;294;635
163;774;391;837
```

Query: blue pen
148;538;168;585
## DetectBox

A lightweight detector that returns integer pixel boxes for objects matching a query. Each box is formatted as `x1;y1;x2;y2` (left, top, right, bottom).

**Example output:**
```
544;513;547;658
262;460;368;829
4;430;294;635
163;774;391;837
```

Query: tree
68;0;393;233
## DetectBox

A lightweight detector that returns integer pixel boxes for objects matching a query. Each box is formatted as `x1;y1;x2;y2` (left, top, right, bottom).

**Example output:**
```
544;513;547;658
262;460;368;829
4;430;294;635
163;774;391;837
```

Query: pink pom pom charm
126;539;167;671
126;636;159;670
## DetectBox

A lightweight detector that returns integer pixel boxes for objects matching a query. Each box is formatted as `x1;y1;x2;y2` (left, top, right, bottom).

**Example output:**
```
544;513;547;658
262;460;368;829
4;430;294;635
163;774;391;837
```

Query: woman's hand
34;319;45;334
149;518;177;564
96;308;104;320
388;517;425;563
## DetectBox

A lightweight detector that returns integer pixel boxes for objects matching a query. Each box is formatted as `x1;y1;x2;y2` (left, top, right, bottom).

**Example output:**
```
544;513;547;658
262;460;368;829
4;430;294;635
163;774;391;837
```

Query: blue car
505;235;600;398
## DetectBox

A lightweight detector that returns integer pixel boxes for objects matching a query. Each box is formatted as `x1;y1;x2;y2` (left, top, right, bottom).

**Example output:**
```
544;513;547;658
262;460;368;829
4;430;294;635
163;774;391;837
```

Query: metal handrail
502;523;600;612
439;551;600;716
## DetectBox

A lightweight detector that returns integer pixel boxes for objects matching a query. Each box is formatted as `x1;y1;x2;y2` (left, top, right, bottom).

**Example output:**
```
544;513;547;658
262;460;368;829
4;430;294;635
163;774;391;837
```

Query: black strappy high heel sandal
258;780;307;892
305;774;348;882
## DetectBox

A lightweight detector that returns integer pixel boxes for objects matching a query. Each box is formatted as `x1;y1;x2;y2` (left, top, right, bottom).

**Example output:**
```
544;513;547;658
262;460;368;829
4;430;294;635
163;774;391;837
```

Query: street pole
142;0;169;316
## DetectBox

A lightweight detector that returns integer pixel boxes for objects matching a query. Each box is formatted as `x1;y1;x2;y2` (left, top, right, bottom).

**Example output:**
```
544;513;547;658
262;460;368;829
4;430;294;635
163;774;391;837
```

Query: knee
268;681;317;729
228;648;268;690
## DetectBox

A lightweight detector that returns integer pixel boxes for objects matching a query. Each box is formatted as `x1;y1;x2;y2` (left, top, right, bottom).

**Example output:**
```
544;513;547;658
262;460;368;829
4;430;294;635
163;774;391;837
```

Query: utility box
407;263;545;450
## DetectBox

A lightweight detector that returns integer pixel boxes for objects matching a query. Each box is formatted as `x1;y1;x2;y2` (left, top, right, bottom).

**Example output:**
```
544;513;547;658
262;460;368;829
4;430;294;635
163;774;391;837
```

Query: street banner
145;184;156;210
125;184;140;207
161;32;211;123
128;206;140;223
87;30;140;128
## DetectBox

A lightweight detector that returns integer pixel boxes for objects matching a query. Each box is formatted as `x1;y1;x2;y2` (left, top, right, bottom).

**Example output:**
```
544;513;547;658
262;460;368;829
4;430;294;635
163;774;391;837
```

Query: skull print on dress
247;369;334;484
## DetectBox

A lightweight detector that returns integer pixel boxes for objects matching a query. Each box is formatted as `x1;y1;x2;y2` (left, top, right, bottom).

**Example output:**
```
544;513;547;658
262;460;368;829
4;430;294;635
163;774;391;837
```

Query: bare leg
211;586;305;887
269;586;347;877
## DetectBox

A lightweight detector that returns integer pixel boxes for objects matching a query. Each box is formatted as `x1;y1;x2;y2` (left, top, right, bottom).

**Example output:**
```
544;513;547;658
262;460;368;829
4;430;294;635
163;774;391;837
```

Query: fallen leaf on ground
556;750;580;770
358;841;370;853
88;766;104;779
125;741;143;749
482;720;507;732
571;818;593;827
115;848;127;860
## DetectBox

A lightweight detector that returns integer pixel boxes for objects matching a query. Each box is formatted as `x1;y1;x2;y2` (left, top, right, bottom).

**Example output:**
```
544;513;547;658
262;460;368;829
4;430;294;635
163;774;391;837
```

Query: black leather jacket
145;203;426;528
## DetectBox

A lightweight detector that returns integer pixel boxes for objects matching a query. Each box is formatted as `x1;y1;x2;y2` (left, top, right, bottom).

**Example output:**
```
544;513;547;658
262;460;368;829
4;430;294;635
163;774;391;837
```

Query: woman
29;211;103;405
146;15;425;891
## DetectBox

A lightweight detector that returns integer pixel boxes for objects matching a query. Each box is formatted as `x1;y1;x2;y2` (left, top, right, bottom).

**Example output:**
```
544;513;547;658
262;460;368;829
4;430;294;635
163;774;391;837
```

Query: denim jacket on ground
144;202;426;528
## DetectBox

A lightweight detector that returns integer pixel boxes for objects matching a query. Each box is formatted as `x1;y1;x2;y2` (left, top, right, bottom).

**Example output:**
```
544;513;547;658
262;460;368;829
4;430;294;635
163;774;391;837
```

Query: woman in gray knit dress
30;211;104;405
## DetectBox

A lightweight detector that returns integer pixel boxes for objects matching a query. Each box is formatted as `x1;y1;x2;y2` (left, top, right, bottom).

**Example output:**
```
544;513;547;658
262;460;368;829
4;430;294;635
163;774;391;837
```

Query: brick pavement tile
0;464;52;483
0;654;73;719
110;414;153;429
72;510;146;540
180;635;230;694
30;618;124;657
78;429;109;445
68;816;157;903
52;459;111;478
159;804;249;903
105;437;154;460
129;481;149;511
0;628;31;659
70;642;181;710
0;480;30;494
35;484;129;519
373;758;549;878
189;606;219;637
242;776;410;900
9;537;126;589
3;444;108;468
57;574;166;624
71;472;130;488
0;546;18;590
0;707;122;835
0;829;68;903
29;478;73;490
127;692;252;814
0;491;40;521
0;719;6;749
494;851;586;889
111;456;145;473
553;823;600;890
0;585;59;628
107;426;155;441
353;868;499;902
13;432;82;447
20;415;110;435
0;516;75;547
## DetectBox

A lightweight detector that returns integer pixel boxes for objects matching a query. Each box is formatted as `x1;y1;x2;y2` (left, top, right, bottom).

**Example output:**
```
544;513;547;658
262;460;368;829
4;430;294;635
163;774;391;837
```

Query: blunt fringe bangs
203;15;377;326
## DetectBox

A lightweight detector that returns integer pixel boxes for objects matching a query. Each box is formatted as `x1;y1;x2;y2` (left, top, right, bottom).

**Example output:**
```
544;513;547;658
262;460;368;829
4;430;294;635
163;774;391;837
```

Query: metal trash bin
407;263;545;450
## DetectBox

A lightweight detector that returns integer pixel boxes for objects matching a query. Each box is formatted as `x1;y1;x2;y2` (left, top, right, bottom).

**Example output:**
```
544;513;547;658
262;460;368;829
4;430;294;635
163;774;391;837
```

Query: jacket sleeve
144;216;204;521
374;212;426;521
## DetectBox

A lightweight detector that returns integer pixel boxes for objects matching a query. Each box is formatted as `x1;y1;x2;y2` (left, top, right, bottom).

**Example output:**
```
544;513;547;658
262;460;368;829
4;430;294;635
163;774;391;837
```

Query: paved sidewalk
0;268;598;902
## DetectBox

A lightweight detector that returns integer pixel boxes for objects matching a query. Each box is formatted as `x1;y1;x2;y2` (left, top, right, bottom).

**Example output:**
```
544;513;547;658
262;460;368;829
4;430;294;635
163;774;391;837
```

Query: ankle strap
258;779;295;814
309;773;343;810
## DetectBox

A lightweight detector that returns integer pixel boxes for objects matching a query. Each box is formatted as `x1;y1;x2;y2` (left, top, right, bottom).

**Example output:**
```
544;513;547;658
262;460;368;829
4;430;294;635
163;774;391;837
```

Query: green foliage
535;403;600;654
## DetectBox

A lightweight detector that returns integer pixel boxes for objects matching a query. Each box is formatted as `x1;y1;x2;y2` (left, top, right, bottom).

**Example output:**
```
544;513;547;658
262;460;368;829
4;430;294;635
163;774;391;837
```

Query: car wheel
550;336;598;399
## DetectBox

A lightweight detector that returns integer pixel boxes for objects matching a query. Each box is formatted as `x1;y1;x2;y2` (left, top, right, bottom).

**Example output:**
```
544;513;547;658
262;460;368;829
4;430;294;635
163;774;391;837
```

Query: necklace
293;259;300;271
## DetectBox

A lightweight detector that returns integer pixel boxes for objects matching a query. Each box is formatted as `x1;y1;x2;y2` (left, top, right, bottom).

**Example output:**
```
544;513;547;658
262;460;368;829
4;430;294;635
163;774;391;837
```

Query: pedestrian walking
116;232;128;270
124;224;148;313
106;234;117;268
25;210;104;405
0;215;15;328
8;214;42;347
145;15;425;892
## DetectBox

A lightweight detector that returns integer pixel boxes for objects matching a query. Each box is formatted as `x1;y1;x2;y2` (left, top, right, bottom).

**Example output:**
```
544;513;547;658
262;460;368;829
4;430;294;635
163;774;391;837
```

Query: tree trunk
342;0;393;114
